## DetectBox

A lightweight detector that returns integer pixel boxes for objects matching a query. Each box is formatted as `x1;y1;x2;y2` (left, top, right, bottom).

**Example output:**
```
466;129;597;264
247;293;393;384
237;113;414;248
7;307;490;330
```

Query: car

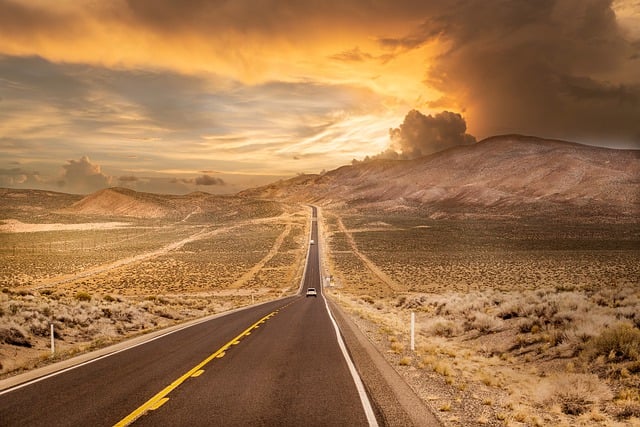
305;288;317;297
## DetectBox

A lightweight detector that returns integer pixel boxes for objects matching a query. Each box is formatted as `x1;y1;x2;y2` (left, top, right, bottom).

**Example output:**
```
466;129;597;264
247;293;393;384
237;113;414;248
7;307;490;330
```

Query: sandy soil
0;209;310;377
320;208;640;426
0;219;131;233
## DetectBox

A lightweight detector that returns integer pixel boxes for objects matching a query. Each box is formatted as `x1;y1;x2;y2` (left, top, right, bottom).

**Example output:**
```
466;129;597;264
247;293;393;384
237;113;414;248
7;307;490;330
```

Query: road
0;206;378;426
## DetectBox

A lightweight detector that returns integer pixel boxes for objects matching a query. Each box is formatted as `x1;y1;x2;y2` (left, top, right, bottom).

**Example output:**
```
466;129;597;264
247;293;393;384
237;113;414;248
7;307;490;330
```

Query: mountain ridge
240;135;640;219
2;135;637;221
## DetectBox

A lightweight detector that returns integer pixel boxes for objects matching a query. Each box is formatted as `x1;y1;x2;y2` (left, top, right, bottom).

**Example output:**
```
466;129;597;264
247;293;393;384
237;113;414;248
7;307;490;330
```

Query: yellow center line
113;310;280;427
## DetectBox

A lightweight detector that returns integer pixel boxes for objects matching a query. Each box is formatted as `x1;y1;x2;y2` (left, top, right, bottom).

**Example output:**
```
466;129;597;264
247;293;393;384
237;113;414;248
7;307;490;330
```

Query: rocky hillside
241;135;640;219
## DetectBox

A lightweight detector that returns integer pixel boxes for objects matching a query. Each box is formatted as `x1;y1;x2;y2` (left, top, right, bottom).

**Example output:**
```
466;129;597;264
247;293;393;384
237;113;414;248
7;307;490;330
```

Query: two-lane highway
0;206;378;426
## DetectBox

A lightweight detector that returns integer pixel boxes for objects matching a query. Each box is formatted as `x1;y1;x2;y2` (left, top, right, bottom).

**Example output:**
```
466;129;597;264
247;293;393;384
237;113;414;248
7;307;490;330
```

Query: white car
305;288;317;297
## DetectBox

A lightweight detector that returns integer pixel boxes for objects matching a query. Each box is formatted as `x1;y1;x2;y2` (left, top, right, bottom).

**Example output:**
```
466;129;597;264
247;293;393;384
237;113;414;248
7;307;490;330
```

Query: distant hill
58;187;283;221
61;187;184;218
2;135;638;222
240;135;640;220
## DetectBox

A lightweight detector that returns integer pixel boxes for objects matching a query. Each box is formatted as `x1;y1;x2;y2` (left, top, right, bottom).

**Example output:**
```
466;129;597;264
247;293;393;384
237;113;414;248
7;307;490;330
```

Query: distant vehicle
310;240;315;245
306;288;317;297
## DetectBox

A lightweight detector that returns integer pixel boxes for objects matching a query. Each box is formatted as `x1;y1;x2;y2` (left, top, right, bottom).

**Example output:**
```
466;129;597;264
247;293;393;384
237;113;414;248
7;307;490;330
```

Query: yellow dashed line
113;309;280;427
150;398;169;411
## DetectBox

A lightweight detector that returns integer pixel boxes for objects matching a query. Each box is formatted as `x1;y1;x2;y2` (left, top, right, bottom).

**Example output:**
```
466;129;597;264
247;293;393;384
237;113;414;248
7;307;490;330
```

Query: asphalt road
0;206;377;426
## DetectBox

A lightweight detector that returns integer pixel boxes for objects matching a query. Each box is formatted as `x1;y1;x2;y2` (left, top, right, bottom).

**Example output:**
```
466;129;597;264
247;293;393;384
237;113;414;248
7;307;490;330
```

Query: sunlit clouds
1;0;639;194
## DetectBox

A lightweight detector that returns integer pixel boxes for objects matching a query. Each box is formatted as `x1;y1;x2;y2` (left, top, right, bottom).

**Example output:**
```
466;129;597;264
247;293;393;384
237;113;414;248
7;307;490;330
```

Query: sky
1;0;639;195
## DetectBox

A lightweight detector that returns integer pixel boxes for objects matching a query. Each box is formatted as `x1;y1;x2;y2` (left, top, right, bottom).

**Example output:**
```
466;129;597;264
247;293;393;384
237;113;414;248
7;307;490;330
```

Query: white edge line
0;297;289;396
323;297;379;427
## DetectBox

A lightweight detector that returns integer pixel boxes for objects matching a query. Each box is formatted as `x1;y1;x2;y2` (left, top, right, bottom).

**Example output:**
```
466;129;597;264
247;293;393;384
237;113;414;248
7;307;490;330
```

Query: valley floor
1;204;639;427
320;209;640;426
0;206;309;376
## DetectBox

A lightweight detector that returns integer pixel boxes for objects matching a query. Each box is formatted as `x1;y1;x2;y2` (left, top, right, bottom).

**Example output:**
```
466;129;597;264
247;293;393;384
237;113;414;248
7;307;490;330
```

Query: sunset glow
1;0;638;194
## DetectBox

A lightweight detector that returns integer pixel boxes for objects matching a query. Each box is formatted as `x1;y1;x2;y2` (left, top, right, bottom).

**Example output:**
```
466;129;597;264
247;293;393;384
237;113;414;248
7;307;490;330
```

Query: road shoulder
327;297;442;427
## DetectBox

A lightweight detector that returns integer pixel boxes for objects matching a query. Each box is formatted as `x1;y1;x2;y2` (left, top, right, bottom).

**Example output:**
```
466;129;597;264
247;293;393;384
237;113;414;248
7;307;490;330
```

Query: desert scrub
585;323;640;362
399;356;412;366
538;373;612;416
0;324;32;347
390;341;405;354
74;291;92;302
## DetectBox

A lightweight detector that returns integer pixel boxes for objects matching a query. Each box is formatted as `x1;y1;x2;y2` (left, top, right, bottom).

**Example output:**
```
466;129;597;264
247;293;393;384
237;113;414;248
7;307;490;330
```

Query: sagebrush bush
74;291;92;302
538;374;612;416
586;323;640;362
0;325;32;347
426;318;461;337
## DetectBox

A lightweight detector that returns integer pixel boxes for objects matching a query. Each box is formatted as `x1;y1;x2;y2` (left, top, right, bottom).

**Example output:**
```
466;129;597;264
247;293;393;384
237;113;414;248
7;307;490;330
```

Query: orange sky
1;0;638;194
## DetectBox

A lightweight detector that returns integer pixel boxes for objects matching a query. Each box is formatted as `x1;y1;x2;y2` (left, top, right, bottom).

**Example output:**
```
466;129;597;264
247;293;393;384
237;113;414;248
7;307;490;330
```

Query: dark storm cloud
118;175;139;182
168;175;225;186
194;174;225;186
389;110;476;158
559;75;640;105
123;0;435;34
375;0;640;145
0;0;74;37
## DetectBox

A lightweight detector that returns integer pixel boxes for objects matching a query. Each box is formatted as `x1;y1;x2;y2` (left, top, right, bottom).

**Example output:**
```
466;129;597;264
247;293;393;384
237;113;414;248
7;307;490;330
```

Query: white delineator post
50;323;55;356
410;312;415;352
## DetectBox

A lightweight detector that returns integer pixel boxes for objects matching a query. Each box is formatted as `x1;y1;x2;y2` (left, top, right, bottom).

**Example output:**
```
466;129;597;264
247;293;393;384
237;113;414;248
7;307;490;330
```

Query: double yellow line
114;310;279;427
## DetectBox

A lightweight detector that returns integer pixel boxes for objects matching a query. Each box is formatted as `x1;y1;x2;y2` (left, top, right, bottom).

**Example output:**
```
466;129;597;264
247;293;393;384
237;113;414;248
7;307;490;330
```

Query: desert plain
1;137;640;426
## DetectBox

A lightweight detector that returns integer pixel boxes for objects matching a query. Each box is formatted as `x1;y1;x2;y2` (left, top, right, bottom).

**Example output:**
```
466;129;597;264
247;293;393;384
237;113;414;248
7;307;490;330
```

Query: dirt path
335;215;404;293
229;223;292;289
22;214;302;291
24;225;236;290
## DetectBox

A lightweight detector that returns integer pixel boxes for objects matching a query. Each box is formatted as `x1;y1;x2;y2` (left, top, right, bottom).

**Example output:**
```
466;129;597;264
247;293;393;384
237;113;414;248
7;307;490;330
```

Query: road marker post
50;323;55;356
410;312;415;352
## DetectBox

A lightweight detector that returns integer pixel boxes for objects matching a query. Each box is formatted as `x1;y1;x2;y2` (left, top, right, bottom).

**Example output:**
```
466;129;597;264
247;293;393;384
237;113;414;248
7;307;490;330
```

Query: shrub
539;374;612;416
399;356;412;366
466;312;502;333
0;326;32;347
518;317;542;333
74;291;92;302
586;323;640;362
390;341;405;354
427;318;460;337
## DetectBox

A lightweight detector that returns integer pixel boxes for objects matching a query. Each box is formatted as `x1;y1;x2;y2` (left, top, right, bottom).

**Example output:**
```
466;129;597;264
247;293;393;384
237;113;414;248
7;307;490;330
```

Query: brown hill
241;135;640;219
61;187;180;218
60;187;284;221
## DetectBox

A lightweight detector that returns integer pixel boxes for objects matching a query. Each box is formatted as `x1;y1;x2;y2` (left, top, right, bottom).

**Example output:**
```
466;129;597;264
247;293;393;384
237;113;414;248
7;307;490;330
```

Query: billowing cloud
0;0;638;196
59;156;112;194
389;110;476;158
379;0;640;146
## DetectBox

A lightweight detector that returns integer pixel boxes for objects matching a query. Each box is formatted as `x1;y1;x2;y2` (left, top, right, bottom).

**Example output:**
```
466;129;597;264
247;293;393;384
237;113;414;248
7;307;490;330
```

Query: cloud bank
0;0;638;194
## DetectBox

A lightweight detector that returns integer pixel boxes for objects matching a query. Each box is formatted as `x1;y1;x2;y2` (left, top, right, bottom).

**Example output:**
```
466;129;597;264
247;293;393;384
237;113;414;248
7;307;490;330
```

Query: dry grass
0;203;309;376
324;209;640;426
